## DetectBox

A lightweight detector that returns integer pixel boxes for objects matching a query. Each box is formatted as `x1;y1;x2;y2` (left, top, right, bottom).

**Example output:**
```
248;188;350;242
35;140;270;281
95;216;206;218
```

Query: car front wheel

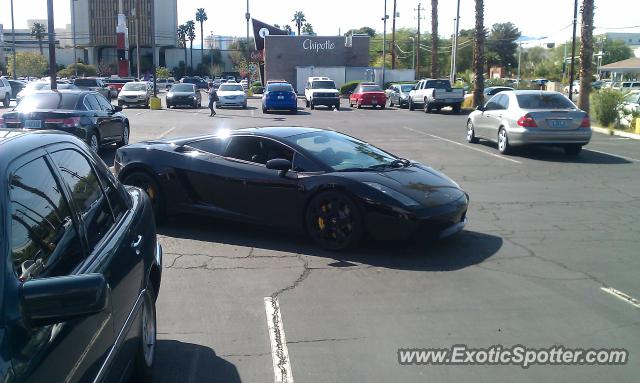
116;123;130;147
3;94;9;107
123;171;163;220
466;120;479;143
409;98;415;111
87;131;100;153
305;191;363;251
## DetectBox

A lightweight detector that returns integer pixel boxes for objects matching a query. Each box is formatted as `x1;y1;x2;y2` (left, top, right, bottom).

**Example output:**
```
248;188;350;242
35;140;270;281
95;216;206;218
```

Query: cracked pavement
111;97;639;382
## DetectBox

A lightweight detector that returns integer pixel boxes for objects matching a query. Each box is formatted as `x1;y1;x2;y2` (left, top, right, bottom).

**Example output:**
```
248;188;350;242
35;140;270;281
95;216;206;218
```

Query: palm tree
283;25;293;35
185;20;196;73
301;23;315;36
195;8;208;64
431;0;438;78
31;22;46;55
578;0;594;112
292;11;306;36
472;0;485;107
177;24;188;73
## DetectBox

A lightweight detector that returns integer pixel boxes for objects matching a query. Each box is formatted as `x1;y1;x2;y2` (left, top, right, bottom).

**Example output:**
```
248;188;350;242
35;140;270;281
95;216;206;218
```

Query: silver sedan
466;90;591;155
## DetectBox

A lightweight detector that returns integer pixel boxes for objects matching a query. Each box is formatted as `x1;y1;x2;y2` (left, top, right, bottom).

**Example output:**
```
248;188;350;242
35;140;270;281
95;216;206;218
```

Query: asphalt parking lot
100;93;639;382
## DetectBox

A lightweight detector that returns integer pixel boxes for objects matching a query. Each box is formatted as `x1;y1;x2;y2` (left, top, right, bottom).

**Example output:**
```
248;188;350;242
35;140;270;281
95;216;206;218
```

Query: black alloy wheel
305;191;363;251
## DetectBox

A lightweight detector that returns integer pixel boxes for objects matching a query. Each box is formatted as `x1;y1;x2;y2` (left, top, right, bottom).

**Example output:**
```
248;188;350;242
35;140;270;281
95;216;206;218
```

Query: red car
349;83;387;109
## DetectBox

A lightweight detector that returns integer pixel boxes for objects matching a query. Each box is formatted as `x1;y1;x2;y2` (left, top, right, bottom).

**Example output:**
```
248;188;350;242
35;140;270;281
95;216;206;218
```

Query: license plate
24;120;41;128
445;99;454;103
548;119;568;128
372;99;378;104
277;96;284;100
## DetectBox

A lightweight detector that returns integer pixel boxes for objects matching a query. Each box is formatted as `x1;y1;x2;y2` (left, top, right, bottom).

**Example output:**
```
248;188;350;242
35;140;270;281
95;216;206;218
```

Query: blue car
262;82;298;114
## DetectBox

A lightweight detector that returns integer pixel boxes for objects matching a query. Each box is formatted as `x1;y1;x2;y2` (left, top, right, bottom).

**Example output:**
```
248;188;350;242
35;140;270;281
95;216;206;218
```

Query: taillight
517;114;538;128
580;116;590;128
45;117;81;128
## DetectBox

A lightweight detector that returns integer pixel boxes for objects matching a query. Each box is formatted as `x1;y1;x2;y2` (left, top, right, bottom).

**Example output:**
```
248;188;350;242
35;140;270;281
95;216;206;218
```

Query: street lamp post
381;0;388;87
10;0;17;79
410;36;415;70
46;0;57;89
568;0;578;100
72;0;77;76
450;0;461;84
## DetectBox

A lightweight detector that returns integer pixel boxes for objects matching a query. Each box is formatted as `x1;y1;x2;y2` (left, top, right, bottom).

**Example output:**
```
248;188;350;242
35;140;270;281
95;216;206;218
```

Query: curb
592;126;640;140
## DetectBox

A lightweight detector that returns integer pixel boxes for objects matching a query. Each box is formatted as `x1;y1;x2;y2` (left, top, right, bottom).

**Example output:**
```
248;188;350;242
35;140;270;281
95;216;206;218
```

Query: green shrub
340;81;361;95
252;81;262;87
383;80;416;90
590;89;625;127
251;85;264;94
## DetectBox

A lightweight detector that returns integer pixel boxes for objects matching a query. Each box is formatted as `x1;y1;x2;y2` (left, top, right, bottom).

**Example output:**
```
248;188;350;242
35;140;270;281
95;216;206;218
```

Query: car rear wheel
87;131;100;153
117;123;130;147
389;99;394;107
564;144;582;156
310;101;315;110
409;98;415;111
466;120;479;143
131;286;156;381
123;171;163;220
3;94;9;107
305;191;363;251
452;103;462;114
498;128;511;154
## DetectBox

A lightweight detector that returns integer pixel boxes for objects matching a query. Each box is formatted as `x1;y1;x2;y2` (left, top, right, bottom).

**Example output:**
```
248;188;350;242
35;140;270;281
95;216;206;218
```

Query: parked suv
0;129;162;382
73;77;112;99
304;77;340;110
0;77;11;107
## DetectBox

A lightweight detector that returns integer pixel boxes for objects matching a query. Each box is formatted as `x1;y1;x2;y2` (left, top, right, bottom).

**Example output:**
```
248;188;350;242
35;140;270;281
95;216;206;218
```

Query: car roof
508;90;563;96
0;129;86;169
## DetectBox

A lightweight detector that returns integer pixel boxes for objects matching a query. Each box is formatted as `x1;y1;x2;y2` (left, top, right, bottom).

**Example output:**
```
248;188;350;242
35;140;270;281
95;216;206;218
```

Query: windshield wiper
367;159;412;170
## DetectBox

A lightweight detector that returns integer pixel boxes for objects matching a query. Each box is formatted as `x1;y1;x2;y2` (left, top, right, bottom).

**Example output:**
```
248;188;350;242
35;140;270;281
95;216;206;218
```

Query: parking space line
601;287;640;309
401;126;522;164
135;110;151;116
584;149;640;163
264;297;294;383
157;127;176;139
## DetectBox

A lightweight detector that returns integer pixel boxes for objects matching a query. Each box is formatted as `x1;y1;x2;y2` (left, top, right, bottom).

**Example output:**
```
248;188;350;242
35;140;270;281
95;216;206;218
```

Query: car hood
119;90;146;96
218;91;246;97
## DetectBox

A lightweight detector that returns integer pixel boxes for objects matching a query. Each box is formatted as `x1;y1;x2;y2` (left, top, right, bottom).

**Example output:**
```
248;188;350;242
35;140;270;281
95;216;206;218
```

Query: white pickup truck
408;78;465;114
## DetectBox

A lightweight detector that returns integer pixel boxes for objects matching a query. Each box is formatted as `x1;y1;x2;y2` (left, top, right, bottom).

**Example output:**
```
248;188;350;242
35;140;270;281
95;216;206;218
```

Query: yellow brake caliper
318;204;328;230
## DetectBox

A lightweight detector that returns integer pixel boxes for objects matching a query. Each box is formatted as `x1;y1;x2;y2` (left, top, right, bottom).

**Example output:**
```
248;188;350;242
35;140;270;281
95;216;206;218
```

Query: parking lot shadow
477;141;632;164
152;340;241;383
158;216;501;272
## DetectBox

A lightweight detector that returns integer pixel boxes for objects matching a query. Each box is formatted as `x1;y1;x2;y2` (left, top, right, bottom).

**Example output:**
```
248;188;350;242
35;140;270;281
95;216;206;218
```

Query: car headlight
138;95;146;100
363;182;420;207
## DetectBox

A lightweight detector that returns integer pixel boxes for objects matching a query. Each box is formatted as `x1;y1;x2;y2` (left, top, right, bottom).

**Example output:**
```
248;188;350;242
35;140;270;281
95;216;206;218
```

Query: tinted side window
96;94;113;111
292;153;321;172
188;138;229;155
497;95;510;109
95;164;127;222
84;94;101;111
9;157;84;280
51;150;115;252
225;137;293;164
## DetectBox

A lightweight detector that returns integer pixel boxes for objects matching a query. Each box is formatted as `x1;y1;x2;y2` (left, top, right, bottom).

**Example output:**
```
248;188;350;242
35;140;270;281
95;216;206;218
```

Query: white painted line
401;126;522;164
157;127;176;139
584;149;640;163
135;110;151;116
264;297;294;383
601;287;640;309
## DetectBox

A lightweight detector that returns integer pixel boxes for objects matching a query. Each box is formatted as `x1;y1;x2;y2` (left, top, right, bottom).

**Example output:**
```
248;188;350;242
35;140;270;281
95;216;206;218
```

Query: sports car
114;127;469;250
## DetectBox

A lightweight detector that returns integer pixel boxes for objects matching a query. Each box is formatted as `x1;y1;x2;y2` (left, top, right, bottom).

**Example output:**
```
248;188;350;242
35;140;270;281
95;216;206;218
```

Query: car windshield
74;78;98;87
24;82;47;91
362;85;383;92
312;81;336;89
425;80;451;89
219;84;244;92
623;92;640;103
15;92;79;111
400;84;415;92
122;83;147;91
171;84;194;92
293;131;397;171
516;93;576;109
267;84;293;92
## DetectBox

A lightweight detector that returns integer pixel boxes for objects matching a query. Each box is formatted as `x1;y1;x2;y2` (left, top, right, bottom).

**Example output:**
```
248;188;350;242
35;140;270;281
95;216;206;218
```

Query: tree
8;52;48;77
301;23;315;36
185;21;196;73
273;24;281;29
486;22;521;70
195;8;208;64
344;26;376;37
472;0;485;107
292;11;306;36
57;63;98;78
156;66;171;79
602;39;632;65
431;0;439;78
578;0;594;112
177;24;188;74
31;22;46;55
283;25;293;35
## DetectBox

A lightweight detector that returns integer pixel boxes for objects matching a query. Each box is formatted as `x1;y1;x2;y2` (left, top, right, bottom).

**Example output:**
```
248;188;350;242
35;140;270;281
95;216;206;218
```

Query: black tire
116;123;130;148
310;101;315;110
409;99;415;111
380;104;386;110
497;128;511;155
452;103;462;114
3;94;9;108
356;103;362;109
389;99;394;107
262;107;268;114
466;120;479;143
166;102;171;108
123;171;164;220
87;131;100;153
335;104;340;111
131;285;156;382
305;99;310;108
290;108;298;114
564;144;582;156
305;191;363;251
424;100;431;113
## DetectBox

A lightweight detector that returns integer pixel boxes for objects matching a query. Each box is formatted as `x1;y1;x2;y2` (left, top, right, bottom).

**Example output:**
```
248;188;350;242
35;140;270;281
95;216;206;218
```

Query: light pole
568;0;578;100
381;0;388;87
450;0;461;84
245;0;250;62
410;36;415;70
71;0;77;76
10;0;17;79
517;41;522;86
46;0;57;89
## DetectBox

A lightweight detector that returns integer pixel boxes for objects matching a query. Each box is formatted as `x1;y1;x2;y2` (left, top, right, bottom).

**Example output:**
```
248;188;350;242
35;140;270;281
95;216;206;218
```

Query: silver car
466;90;591;155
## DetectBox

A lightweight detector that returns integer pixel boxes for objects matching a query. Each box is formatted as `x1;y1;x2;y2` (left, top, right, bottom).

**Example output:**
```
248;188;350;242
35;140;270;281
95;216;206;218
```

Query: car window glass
94;163;127;222
496;95;509;109
292;152;321;172
187;137;229;155
516;93;575;109
15;93;80;111
96;94;113;111
51;150;115;252
84;94;102;111
9;156;84;281
225;136;293;165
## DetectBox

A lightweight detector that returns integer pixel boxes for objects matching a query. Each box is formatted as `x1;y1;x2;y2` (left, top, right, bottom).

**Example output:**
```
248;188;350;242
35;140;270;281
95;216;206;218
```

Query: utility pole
245;0;250;62
135;0;141;79
517;41;522;85
415;2;422;80
568;0;578;100
382;0;388;87
450;0;461;83
151;0;157;96
410;36;415;70
71;0;77;76
46;0;57;89
391;0;397;69
10;0;17;79
562;41;567;82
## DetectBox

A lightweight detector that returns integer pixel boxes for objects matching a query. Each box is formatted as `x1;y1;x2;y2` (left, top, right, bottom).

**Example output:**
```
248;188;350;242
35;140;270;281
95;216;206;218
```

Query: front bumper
167;96;197;106
217;98;247;107
509;128;592;146
119;98;147;106
312;97;340;106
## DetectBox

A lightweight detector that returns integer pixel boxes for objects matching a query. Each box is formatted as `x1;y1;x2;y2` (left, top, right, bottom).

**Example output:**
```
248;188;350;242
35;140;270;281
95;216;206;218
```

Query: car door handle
131;235;143;254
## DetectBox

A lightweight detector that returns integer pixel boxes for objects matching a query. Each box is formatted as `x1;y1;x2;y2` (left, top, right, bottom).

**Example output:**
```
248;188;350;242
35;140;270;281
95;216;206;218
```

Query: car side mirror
266;158;292;176
113;105;123;112
21;273;110;328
